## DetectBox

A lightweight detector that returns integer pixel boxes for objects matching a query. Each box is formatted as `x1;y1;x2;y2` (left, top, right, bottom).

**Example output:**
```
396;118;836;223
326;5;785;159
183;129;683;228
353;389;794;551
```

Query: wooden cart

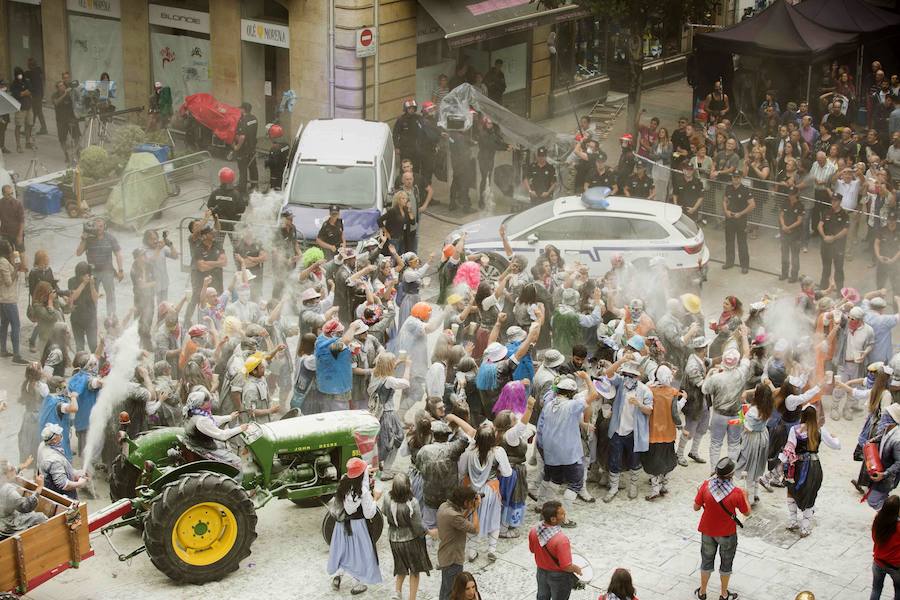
0;478;93;596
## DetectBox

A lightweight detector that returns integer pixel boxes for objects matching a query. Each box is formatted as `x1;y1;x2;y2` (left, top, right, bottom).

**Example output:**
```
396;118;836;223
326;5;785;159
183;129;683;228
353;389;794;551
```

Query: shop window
553;19;606;88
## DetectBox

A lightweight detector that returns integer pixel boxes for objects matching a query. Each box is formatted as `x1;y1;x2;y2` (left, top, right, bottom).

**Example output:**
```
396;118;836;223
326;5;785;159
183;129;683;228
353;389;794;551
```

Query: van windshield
288;164;376;208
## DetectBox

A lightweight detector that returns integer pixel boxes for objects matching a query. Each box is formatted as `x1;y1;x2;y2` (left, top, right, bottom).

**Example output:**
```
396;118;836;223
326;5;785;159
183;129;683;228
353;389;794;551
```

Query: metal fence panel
118;151;214;226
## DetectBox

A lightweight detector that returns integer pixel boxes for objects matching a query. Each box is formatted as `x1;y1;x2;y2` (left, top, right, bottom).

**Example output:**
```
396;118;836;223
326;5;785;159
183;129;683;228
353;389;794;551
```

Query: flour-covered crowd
1;83;900;600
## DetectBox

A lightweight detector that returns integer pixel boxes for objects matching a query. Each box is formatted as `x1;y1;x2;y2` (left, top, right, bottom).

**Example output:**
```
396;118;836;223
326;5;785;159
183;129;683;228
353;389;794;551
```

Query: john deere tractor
101;410;381;584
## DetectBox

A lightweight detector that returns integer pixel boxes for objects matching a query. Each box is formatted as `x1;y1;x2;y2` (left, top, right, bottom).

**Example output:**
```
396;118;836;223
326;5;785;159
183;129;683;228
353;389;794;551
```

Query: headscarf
654;365;674;386
183;386;212;419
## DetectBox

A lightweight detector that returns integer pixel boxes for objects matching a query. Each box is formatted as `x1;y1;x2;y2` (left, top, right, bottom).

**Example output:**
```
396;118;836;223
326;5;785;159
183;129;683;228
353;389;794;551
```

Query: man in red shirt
692;458;751;600
528;500;582;600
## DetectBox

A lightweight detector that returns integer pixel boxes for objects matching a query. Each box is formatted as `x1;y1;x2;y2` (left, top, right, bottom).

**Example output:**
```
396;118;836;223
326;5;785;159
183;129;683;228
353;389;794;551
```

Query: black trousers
32;95;47;132
819;240;846;289
236;153;259;195
724;218;749;269
781;231;802;279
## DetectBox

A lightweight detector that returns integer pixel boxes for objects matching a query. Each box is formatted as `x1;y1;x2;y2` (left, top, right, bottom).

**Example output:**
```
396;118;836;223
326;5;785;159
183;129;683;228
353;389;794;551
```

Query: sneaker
798;529;811;538
576;488;596;503
466;549;478;562
677;456;688;467
350;584;368;595
331;576;341;591
11;356;27;365
688;452;707;464
560;519;577;528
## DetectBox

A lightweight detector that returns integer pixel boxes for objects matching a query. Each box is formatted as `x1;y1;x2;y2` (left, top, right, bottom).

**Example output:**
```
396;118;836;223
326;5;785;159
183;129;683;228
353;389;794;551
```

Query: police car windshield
504;202;556;237
288;164;376;209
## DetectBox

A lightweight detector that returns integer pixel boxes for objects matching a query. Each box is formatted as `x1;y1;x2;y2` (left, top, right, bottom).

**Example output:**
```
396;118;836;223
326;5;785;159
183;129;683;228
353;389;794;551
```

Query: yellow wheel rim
171;502;238;566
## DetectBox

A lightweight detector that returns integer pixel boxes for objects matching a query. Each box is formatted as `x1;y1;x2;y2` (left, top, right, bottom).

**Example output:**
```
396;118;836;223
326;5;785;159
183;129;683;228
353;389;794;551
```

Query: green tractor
101;410;382;584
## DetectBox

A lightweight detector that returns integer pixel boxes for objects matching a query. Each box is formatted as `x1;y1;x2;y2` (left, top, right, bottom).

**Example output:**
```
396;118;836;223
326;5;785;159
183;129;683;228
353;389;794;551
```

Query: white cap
506;326;526;342
849;306;865;320
41;423;63;441
484;342;508;363
556;377;578;392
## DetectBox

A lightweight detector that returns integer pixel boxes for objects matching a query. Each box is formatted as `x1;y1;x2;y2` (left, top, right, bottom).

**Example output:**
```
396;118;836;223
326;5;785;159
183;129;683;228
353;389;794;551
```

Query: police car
452;187;709;282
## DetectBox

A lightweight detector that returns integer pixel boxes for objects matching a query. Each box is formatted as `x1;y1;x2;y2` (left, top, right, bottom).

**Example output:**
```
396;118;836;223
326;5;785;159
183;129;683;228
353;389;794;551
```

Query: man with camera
75;218;124;318
51;76;80;164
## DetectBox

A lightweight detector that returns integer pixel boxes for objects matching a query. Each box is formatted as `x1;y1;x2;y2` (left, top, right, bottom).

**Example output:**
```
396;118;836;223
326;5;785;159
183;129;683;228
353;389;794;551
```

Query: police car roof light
582;186;612;210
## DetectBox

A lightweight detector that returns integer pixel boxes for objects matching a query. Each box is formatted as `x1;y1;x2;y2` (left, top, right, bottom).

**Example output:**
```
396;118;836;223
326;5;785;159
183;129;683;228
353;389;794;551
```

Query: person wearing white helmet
832;305;874;421
862;294;900;365
37;423;88;500
535;371;600;523
601;356;654;502
702;325;751;471
677;336;712;467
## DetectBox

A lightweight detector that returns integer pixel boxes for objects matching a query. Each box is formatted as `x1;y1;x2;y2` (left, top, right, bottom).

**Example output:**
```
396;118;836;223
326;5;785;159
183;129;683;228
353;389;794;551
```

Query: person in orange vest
642;365;684;500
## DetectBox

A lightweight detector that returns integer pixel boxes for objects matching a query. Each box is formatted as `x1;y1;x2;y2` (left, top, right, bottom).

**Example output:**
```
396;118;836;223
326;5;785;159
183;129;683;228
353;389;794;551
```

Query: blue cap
627;335;645;351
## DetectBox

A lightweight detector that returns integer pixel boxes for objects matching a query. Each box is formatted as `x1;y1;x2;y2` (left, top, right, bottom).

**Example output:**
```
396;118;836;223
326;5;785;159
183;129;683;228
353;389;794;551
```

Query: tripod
83;110;110;149
23;143;49;180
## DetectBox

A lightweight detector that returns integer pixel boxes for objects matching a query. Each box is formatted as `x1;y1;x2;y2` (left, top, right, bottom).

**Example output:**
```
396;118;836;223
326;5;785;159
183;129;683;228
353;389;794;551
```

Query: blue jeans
439;563;463;600
700;533;738;574
708;410;742;469
536;568;574;600
93;267;117;317
0;302;20;356
608;431;641;474
870;561;900;600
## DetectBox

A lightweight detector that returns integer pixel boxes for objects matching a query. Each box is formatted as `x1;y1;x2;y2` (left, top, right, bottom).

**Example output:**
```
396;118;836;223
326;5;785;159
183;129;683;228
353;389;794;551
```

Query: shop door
7;2;43;75
264;45;289;125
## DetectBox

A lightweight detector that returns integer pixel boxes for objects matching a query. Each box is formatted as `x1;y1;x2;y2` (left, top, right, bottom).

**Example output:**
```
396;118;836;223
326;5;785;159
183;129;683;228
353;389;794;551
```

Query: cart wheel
321;508;383;544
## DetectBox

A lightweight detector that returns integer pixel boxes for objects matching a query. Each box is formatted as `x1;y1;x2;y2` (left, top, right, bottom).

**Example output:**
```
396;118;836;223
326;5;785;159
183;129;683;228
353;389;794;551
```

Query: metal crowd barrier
118;151;214;226
632;154;884;232
176;216;282;274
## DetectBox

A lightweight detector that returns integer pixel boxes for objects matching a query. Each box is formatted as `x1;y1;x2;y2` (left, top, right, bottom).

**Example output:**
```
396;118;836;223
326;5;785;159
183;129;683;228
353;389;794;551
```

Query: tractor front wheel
320;508;384;545
143;472;257;584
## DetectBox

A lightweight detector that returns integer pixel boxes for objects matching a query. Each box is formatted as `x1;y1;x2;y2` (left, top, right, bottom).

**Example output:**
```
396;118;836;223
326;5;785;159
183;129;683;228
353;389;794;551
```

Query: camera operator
67;261;98;352
51;76;80;164
75;218;124;318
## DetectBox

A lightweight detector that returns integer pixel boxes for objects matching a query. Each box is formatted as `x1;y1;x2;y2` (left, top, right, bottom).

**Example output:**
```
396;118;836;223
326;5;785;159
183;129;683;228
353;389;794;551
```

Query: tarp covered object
795;0;900;35
438;83;573;160
694;0;858;60
106;153;168;229
180;93;241;144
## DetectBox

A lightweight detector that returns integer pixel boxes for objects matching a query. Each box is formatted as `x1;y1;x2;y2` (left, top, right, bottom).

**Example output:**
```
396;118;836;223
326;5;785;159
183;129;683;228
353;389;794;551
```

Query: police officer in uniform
779;190;805;282
875;210;899;299
264;124;290;191
671;163;704;221
393;98;423;170
584;150;617;193
233;102;259;195
817;192;850;289
207;167;247;250
722;171;755;273
524;147;556;205
624;162;655;199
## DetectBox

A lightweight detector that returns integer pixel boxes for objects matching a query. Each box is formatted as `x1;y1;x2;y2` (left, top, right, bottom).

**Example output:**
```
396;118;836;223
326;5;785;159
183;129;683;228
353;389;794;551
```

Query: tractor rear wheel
320;508;384;545
143;472;257;584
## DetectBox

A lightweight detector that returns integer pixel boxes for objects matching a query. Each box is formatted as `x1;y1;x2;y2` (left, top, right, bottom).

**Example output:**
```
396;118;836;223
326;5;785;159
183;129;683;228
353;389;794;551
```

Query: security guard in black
585;158;618;193
625;164;654;199
671;166;704;218
723;174;755;271
525;148;556;204
234;103;259;193
207;184;246;233
779;193;805;281
817;195;850;289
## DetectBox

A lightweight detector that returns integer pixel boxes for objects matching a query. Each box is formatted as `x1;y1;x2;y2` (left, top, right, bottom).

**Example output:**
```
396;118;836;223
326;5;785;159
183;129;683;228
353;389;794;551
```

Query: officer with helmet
264;124;290;191
393;97;424;170
207;167;247;250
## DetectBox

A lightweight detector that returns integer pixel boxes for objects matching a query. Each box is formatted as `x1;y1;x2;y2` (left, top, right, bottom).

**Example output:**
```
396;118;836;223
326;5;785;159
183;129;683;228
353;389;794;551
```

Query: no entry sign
356;27;377;58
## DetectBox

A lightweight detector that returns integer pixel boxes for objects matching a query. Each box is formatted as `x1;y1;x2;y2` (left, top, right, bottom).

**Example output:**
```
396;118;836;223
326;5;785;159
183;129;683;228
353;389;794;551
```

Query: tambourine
572;552;593;589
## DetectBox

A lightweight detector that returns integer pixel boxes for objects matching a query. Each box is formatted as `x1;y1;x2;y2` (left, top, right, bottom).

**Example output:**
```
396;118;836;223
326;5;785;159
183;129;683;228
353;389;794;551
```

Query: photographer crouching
75;218;124;318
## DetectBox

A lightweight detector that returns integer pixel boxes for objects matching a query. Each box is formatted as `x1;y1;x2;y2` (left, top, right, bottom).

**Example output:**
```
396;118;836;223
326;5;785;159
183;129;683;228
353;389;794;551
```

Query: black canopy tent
794;0;900;93
694;0;859;101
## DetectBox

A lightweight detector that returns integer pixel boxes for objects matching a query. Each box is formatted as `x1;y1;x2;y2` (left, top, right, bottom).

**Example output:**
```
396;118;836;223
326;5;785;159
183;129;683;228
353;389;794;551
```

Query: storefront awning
418;0;591;48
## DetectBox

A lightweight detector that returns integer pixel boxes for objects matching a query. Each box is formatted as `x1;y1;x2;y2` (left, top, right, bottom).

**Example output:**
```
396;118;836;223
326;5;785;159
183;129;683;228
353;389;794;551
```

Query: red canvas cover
180;93;241;144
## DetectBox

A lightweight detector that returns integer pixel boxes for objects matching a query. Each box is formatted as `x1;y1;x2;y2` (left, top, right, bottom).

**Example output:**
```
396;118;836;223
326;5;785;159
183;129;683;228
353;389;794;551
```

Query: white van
281;118;395;244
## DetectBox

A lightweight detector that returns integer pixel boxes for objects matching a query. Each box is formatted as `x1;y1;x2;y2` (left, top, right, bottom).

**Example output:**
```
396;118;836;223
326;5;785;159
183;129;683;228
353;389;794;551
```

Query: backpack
367;380;391;419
